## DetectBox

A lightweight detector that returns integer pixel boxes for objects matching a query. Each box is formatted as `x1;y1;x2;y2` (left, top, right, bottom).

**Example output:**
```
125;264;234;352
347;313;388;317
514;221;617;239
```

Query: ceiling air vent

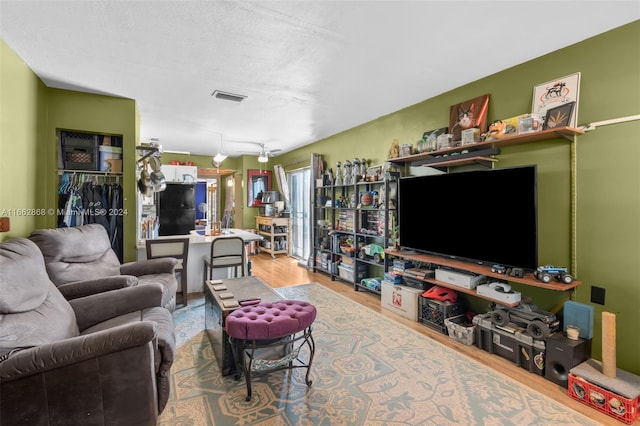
211;90;247;102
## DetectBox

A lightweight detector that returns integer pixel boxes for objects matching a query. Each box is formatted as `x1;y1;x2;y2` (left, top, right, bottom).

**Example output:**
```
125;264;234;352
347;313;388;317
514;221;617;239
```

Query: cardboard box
381;281;422;321
99;145;123;172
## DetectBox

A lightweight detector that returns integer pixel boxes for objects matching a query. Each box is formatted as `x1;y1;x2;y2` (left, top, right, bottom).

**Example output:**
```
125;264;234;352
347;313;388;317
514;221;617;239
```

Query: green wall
276;21;640;374
2;21;638;374
0;39;49;237
1;39;139;260
45;89;138;260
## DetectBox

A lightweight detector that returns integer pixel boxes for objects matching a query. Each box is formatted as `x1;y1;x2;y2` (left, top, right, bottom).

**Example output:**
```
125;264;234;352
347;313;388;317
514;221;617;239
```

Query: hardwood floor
247;252;631;426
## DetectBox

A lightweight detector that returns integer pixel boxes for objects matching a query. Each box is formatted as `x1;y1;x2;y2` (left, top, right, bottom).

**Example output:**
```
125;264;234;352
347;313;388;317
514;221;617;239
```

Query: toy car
491;264;508;274
490;301;559;339
360;277;382;292
359;244;385;263
534;265;574;284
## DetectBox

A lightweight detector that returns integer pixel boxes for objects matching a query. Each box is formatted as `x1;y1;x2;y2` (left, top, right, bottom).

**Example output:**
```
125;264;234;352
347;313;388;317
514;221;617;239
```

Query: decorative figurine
359;158;367;180
324;167;333;186
335;161;342;186
350;158;359;183
387;139;400;158
343;160;352;185
353;158;360;182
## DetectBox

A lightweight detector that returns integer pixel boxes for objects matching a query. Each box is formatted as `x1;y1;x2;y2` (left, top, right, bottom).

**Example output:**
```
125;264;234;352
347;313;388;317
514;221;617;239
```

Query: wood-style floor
245;252;632;426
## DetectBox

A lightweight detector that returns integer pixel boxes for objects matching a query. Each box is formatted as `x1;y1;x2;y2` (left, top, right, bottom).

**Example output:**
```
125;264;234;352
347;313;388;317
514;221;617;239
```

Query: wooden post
601;311;617;378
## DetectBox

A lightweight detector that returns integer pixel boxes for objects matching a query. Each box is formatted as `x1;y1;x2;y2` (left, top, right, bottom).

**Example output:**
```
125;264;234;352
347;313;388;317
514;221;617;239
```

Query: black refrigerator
158;183;196;236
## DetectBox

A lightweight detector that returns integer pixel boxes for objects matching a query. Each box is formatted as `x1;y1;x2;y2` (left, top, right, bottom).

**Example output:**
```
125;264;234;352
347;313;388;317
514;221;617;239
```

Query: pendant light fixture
258;143;269;163
212;134;227;169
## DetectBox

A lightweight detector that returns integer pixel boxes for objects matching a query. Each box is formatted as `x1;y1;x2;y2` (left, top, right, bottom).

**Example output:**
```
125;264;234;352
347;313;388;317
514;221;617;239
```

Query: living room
1;11;639;426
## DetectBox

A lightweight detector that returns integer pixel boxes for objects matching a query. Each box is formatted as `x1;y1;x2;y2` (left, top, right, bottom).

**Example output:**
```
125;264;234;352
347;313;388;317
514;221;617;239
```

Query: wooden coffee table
204;276;282;376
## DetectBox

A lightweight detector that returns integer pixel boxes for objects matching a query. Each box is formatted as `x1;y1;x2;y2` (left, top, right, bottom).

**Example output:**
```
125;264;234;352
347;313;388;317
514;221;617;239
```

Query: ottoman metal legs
230;326;315;401
225;300;317;401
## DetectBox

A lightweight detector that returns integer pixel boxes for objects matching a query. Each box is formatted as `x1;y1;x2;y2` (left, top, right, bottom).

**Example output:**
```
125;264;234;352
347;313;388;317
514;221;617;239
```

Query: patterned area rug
159;283;599;425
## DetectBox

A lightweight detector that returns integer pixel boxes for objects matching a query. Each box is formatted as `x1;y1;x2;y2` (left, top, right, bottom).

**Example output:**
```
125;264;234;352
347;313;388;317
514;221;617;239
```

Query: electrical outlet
0;217;10;232
591;286;606;305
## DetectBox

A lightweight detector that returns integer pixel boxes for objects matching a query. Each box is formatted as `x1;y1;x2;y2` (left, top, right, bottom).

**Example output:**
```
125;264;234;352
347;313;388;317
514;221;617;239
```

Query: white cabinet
161;165;198;182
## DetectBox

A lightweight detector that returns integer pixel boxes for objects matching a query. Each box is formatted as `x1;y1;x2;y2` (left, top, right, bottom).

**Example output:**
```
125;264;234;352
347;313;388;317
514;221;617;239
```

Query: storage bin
418;296;464;334
337;263;366;282
444;314;475;345
61;131;99;171
381;281;422;321
474;313;545;375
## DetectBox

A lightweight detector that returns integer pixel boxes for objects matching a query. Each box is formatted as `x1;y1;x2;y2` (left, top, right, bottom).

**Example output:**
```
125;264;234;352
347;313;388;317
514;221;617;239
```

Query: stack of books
392;259;415;274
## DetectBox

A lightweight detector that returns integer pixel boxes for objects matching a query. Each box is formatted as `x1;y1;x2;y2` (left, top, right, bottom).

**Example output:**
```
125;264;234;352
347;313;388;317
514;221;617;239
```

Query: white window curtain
223;175;234;228
274;164;289;207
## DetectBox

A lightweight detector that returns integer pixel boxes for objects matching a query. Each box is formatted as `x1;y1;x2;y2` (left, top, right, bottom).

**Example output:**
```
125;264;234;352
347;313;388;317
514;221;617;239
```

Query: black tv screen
398;166;538;270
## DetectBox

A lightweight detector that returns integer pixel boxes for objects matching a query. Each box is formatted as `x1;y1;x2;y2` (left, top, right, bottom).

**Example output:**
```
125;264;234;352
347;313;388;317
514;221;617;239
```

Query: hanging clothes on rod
57;172;123;261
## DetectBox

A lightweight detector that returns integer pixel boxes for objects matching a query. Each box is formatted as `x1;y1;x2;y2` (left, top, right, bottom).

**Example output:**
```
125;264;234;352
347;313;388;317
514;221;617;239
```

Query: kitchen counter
136;228;263;294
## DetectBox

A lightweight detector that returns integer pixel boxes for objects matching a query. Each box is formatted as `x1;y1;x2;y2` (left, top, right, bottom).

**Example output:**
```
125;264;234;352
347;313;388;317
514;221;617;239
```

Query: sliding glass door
287;167;311;263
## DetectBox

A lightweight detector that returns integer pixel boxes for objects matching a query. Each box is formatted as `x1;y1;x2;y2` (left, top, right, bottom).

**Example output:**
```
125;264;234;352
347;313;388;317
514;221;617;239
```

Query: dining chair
204;236;246;282
146;237;190;307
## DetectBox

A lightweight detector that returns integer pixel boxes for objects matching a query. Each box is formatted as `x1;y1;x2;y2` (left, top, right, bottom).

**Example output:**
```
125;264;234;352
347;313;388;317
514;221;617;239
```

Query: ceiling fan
235;142;282;163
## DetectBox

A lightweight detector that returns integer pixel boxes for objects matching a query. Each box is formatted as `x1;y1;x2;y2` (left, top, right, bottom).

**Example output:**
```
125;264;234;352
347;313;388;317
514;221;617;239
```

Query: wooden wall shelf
389;126;584;168
385;249;582;306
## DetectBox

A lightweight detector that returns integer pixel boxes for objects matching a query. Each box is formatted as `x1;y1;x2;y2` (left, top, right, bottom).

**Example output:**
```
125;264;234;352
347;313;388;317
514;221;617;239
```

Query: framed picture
449;94;490;142
420;127;448;152
365;164;383;182
532;72;580;127
247;169;272;207
543;102;576;130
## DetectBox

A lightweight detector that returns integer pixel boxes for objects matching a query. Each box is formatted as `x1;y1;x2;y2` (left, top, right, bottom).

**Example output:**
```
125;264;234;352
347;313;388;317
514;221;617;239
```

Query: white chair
146;237;190;307
204;236;246;282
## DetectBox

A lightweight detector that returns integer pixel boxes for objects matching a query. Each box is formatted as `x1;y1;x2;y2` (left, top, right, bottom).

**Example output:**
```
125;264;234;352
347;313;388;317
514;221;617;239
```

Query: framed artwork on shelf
449;94;490;142
532;72;580;127
247;169;272;207
420;127;448;152
543;102;576;129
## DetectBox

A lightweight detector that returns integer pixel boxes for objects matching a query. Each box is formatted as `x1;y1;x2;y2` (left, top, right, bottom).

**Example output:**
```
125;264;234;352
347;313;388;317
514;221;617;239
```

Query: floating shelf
389;126;584;168
385;249;582;306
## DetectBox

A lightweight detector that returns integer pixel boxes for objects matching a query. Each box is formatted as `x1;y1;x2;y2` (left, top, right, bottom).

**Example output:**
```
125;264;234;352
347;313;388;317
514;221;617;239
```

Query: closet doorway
287;167;311;264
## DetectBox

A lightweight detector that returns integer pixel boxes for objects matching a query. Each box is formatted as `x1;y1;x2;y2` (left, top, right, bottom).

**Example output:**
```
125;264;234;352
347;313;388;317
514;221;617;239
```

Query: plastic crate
337;263;366;283
61;131;99;171
418;296;464;334
568;373;639;424
444;314;475;345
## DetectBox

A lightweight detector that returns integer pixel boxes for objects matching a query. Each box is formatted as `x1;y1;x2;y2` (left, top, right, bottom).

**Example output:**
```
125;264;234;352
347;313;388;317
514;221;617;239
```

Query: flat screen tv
398;165;538;270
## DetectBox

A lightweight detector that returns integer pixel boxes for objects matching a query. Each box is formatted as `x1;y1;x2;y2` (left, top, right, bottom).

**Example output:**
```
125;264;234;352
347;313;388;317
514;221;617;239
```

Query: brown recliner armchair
30;224;179;312
0;237;176;426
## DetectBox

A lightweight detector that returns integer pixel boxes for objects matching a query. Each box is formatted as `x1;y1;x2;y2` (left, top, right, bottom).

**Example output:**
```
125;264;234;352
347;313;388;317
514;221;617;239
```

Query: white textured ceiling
1;1;639;159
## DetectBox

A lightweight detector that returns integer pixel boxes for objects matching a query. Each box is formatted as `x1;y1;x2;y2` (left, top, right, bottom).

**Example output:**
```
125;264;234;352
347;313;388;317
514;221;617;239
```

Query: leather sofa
0;237;176;425
30;224;179;312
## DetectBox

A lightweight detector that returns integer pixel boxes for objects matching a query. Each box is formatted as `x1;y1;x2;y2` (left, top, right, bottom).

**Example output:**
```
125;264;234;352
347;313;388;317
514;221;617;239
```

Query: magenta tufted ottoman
225;300;317;401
